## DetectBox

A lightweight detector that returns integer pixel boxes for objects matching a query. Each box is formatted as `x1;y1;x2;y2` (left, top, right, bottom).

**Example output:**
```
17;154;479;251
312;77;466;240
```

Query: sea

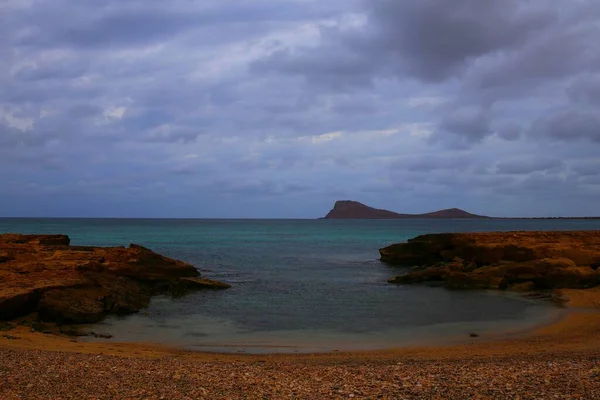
2;217;599;353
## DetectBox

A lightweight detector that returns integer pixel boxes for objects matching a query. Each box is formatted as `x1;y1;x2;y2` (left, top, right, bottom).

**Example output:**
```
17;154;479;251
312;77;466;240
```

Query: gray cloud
438;106;491;142
569;73;600;105
495;123;522;141
2;0;600;217
570;160;600;177
255;0;557;84
496;157;564;175
394;154;473;173
367;0;555;82
14;60;88;82
253;0;600;147
531;109;600;142
8;1;345;49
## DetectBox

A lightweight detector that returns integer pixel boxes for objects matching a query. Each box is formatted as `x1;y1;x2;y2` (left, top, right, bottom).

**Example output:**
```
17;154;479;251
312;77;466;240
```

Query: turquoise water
2;218;599;353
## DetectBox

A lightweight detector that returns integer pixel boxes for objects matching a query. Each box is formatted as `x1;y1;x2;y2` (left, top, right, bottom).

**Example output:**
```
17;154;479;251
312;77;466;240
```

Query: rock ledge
0;234;230;323
382;231;600;290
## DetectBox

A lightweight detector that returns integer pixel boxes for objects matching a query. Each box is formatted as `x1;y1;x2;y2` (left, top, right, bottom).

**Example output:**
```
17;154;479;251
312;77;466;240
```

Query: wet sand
1;288;600;399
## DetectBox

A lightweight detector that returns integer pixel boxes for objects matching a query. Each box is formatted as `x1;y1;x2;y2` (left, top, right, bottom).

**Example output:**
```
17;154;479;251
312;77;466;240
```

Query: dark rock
0;234;70;246
59;326;90;337
0;255;14;264
508;281;537;292
180;277;232;289
91;332;113;339
388;266;448;284
101;244;199;281
543;266;597;288
385;231;600;291
0;289;43;320
445;271;507;290
30;322;54;333
170;277;232;297
0;233;227;324
84;273;150;314
0;321;15;331
1;334;19;340
38;288;106;324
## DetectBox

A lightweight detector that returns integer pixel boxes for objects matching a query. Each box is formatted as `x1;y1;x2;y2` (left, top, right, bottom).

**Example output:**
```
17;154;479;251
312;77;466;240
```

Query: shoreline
2;289;599;399
79;293;571;355
1;288;599;361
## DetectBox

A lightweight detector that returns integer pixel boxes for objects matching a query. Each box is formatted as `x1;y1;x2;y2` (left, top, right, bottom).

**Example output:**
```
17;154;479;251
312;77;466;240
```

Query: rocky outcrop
0;234;230;324
323;200;488;219
169;277;232;297
383;231;600;290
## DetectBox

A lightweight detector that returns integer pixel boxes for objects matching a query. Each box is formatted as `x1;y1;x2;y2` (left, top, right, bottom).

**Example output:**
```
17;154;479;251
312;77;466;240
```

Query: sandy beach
1;288;599;399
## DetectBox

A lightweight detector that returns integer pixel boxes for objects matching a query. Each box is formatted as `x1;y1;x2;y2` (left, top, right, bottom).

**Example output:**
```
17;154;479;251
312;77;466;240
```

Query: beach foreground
1;288;599;399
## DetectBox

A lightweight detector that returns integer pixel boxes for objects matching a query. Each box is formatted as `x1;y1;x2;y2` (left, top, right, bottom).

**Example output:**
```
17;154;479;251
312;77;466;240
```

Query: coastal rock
179;277;233;290
0;234;230;324
507;281;537;292
99;244;200;281
169;277;233;297
38;288;106;323
0;234;71;246
384;231;600;290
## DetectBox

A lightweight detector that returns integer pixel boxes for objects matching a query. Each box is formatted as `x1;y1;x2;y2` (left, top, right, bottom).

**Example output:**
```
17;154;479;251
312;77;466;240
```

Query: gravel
1;347;599;399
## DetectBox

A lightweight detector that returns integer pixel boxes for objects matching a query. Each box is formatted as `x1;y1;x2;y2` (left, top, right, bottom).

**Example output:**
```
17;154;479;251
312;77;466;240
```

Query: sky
1;0;600;218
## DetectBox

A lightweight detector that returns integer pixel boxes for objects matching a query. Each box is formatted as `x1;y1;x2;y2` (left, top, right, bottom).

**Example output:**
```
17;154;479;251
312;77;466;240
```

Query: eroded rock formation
0;234;230;323
382;231;600;290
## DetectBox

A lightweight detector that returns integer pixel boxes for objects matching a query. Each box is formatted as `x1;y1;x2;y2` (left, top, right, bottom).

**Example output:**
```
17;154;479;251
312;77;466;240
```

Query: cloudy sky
1;0;599;218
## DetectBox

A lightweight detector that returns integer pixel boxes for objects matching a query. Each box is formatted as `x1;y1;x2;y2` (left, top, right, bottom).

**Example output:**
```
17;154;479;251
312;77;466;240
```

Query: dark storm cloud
254;0;600;145
366;0;555;82
255;0;557;84
466;25;599;95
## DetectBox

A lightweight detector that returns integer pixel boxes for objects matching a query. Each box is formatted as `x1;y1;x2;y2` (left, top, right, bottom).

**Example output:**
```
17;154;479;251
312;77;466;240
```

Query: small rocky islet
0;233;230;329
381;230;600;291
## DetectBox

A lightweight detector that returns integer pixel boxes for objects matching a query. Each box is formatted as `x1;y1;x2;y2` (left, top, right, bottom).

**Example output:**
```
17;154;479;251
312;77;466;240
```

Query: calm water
2;218;599;353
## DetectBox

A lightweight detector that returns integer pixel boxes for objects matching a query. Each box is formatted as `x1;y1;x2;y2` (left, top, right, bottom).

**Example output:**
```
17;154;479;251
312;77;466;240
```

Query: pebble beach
1;288;600;399
1;347;599;399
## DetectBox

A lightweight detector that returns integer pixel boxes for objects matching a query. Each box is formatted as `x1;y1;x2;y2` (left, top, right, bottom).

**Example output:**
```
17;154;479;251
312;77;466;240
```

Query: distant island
322;200;489;219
